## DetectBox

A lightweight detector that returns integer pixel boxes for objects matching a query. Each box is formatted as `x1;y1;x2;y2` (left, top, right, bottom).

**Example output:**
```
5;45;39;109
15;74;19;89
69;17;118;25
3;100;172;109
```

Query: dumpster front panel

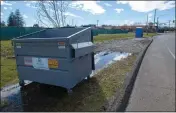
16;56;70;71
17;66;75;89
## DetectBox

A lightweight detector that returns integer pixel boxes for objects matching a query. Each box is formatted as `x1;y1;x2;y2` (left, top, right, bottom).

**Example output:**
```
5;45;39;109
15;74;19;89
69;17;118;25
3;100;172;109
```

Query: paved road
126;33;175;111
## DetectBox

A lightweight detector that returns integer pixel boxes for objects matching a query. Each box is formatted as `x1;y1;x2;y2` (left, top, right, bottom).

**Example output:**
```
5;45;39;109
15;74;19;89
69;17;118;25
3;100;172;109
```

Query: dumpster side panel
70;54;92;87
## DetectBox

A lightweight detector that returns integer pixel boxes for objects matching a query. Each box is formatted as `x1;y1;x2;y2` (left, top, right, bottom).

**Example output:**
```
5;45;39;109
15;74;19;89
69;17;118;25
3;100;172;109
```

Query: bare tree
36;0;69;27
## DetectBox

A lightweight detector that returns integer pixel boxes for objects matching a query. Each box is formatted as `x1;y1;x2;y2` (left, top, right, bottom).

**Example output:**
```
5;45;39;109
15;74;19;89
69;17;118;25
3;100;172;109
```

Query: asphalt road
126;33;175;111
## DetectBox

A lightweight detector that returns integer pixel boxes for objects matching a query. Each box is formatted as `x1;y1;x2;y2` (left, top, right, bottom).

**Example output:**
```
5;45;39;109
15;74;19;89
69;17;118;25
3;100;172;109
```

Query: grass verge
1;40;18;88
93;32;157;42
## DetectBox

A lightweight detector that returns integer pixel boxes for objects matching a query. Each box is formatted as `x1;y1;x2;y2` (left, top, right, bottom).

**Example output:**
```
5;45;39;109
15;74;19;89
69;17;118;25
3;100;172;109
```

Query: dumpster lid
13;27;91;40
71;42;93;49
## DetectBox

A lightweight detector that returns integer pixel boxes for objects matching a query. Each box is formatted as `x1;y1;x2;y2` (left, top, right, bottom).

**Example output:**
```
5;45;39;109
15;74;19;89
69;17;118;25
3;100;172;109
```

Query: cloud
148;13;153;17
114;8;124;13
148;13;153;21
25;1;37;9
11;1;16;4
25;3;37;9
70;1;105;15
116;1;175;12
1;1;12;6
116;1;128;4
31;1;37;3
124;20;135;25
65;12;84;19
8;7;13;10
23;14;28;19
33;19;37;22
3;6;13;10
4;7;7;10
26;3;30;7
104;3;112;7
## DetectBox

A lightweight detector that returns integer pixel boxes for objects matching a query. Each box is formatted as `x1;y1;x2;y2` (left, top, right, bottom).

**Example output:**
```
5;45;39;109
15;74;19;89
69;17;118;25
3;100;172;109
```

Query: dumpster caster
87;75;91;80
67;89;73;95
19;80;25;87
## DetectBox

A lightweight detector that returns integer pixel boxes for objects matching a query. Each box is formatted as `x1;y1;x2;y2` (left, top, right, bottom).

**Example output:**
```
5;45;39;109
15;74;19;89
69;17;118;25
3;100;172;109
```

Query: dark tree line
1;9;40;27
0;9;25;27
7;9;25;27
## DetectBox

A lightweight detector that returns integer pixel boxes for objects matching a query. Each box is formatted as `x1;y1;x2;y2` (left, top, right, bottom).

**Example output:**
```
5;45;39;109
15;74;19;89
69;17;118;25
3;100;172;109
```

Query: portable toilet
135;27;143;38
12;27;95;93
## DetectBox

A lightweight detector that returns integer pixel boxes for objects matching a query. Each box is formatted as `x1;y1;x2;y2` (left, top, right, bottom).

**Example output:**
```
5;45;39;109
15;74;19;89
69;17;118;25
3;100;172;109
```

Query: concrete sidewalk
126;33;175;111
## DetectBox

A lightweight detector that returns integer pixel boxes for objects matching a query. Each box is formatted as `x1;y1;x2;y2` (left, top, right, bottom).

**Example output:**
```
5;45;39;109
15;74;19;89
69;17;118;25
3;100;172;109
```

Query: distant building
82;24;96;28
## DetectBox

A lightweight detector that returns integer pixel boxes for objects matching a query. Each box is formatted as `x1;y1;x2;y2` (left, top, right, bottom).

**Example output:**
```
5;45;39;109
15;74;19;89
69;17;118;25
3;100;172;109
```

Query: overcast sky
1;1;175;27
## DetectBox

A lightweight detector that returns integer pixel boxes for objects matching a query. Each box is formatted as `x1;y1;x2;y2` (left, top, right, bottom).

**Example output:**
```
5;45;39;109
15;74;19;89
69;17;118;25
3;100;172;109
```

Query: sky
1;1;175;27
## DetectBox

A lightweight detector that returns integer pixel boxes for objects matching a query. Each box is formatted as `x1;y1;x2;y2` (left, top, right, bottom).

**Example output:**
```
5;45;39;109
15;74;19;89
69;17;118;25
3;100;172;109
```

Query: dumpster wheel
86;75;91;80
19;80;25;87
67;89;73;95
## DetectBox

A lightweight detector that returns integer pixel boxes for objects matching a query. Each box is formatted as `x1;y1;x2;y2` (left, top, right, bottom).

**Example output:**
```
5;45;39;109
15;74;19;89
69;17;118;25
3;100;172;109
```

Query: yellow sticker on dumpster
48;59;58;68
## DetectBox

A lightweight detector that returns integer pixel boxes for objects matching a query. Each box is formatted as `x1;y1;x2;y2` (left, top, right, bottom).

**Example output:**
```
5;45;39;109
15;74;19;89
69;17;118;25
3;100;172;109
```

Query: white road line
167;46;175;59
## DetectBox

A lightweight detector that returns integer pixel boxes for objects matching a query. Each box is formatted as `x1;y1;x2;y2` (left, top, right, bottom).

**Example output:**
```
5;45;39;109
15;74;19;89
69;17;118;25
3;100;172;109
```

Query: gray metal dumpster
12;27;95;92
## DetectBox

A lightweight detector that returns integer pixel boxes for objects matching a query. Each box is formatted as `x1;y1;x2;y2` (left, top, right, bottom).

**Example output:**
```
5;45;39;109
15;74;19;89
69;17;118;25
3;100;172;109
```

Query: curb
106;38;153;112
117;38;153;111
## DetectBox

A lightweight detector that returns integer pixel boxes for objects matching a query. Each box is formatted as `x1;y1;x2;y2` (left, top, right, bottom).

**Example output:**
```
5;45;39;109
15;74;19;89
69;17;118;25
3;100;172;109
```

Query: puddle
91;51;131;77
1;51;131;111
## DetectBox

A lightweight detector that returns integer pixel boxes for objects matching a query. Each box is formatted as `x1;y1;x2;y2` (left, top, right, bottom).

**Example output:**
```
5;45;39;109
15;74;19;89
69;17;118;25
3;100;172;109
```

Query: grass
93;32;157;42
1;40;18;88
1;100;9;108
1;40;14;57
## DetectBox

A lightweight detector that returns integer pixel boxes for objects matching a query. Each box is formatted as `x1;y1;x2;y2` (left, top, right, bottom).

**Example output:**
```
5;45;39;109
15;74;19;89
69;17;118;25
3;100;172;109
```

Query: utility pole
146;14;149;35
154;9;157;26
72;19;74;26
168;20;171;28
153;9;157;32
157;17;159;32
97;20;99;27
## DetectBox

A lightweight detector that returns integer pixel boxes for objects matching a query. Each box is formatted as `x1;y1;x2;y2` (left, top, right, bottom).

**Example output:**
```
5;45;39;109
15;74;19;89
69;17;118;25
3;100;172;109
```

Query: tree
36;1;69;27
1;21;6;27
7;9;25;27
14;9;25;27
33;24;39;27
7;12;15;26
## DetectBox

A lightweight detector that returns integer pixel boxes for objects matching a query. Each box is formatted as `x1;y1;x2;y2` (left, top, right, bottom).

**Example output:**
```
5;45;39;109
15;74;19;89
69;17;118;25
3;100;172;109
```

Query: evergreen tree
14;9;24;27
7;12;15;26
33;24;39;27
1;21;6;27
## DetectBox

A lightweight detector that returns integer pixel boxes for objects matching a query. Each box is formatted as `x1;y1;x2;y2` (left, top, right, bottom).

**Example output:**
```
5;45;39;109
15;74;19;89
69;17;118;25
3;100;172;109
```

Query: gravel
94;38;152;54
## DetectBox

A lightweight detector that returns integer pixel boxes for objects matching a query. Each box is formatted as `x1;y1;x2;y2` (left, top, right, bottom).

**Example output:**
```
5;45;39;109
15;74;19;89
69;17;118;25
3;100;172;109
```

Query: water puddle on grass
90;51;131;77
1;51;131;111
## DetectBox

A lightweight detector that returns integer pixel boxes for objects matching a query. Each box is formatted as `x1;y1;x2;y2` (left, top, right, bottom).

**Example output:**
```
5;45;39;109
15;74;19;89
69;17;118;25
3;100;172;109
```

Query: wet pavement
0;51;131;112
